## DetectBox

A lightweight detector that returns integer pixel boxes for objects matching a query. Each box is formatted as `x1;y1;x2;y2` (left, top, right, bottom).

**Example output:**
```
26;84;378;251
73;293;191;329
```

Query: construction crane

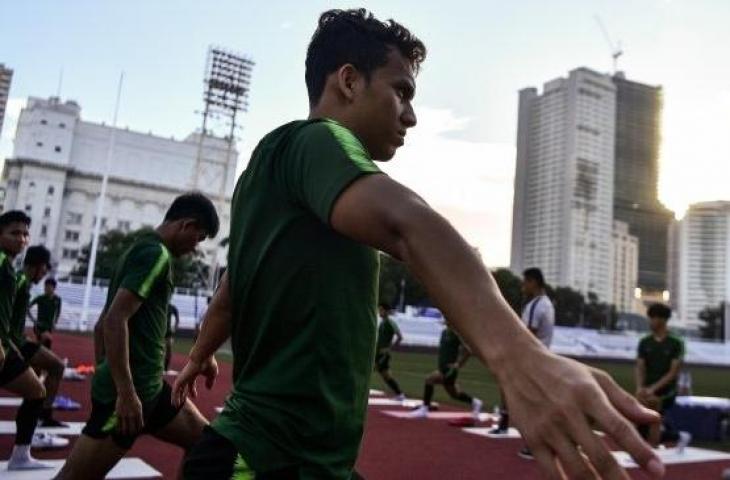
594;15;623;73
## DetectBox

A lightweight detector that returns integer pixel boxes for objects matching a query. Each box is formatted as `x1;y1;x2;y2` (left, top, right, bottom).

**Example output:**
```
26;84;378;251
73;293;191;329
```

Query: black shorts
183;427;366;480
34;327;52;337
0;347;30;386
19;341;41;362
439;366;459;385
82;381;182;449
374;352;391;373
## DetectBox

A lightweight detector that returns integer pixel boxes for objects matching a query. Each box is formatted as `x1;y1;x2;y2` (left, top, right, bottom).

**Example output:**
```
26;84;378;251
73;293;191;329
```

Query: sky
1;0;729;267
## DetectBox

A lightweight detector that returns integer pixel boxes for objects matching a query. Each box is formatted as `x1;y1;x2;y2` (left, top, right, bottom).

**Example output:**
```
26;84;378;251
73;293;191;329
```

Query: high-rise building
1;96;237;275
0;64;13;136
610;220;640;313
612;73;673;294
511;67;616;301
670;201;730;326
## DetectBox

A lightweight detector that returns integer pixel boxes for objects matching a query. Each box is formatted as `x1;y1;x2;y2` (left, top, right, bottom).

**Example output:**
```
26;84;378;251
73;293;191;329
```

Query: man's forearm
393;207;541;370
649;368;679;393
635;366;645;391
189;275;232;363
104;315;136;395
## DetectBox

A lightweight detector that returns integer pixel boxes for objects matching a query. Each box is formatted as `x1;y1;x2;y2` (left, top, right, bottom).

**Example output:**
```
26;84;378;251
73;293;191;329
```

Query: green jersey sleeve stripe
324;119;380;173
138;246;170;299
0;252;6;265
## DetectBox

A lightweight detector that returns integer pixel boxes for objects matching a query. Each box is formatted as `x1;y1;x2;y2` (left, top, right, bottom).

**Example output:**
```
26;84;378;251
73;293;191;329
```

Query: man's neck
653;329;668;340
155;224;175;255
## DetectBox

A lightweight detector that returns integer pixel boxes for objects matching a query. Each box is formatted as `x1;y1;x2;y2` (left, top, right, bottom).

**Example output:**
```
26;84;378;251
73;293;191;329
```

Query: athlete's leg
183;426;239;480
53;435;128;480
444;382;473;405
29;345;64;420
152;399;208;480
378;369;403;396
3;366;50;469
423;370;443;408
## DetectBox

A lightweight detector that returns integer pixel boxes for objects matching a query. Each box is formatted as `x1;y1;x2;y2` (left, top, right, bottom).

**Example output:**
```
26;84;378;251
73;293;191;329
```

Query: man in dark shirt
374;302;404;399
30;277;62;349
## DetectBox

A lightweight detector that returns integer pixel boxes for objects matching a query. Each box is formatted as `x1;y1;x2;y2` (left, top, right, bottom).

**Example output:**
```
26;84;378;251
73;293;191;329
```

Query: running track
2;333;729;479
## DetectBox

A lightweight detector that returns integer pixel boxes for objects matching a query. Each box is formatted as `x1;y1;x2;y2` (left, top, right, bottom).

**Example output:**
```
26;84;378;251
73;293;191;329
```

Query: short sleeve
673;338;685;361
29;296;40;307
120;244;170;300
280;119;381;224
637;338;647;359
391;319;402;336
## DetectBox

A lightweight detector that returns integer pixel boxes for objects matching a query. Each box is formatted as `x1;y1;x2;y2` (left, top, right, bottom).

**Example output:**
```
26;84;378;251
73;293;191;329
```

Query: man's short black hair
379;301;391;310
24;245;51;268
305;8;427;107
647;303;671;321
164;192;219;238
45;277;57;287
523;268;545;288
0;210;31;232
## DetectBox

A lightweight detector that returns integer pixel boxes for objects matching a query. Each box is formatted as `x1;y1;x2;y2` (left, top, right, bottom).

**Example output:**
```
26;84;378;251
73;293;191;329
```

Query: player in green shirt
374;302;404;399
11;246;68;429
635;303;690;450
174;8;664;480
0;211;60;470
30;277;62;349
55;193;219;480
410;323;482;420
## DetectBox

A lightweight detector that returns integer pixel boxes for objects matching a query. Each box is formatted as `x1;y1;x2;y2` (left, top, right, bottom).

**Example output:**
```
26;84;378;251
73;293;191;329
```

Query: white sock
10;444;31;460
8;445;52;470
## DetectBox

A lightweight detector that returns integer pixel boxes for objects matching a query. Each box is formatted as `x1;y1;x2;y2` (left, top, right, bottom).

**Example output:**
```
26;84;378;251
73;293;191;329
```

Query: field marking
612;447;730;468
0;457;160;479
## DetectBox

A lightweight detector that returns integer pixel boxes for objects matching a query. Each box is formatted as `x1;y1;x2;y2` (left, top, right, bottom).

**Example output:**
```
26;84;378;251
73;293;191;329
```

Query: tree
378;253;430;308
72;228;209;289
491;268;523;314
549;286;584;327
699;302;725;340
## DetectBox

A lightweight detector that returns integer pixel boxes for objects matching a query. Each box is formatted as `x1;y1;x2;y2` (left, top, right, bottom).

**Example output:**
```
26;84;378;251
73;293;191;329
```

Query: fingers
594;370;660;425
549;430;600;480
587;381;664;478
531;445;565;480
566;411;628;480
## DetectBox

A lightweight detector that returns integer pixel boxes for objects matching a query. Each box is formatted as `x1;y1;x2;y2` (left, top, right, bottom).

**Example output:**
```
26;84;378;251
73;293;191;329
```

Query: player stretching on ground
410;323;482;419
0;212;63;470
174;9;664;479
10;246;68;429
636;303;691;451
30;278;62;349
55;193;219;480
374;302;405;399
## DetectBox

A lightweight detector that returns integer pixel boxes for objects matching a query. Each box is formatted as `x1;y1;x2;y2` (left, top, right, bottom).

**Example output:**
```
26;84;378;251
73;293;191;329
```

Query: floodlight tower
192;46;254;289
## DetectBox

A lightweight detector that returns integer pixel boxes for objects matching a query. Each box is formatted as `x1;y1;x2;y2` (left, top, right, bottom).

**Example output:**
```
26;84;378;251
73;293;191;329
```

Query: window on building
62;249;79;260
118;220;131;232
65;230;79;242
25;204;32;212
40;225;48;237
36;142;43;147
59;122;66;128
93;216;108;229
66;212;83;225
44;207;51;218
47;186;55;195
29;181;35;188
54;146;62;153
40;119;48;125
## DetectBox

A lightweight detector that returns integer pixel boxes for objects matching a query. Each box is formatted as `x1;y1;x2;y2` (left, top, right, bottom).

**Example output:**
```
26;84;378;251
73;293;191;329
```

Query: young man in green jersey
636;303;691;451
0;211;60;470
374;302;405;399
174;9;664;480
55;193;219;480
410;323;482;419
11;245;69;430
30;277;62;349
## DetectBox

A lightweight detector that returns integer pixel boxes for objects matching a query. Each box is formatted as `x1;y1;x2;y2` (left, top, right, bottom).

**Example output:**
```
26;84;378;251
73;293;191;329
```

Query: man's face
649;316;666;333
350;50;417;160
30;264;49;283
522;278;538;297
173;220;208;257
378;306;388;317
0;222;30;256
44;283;55;295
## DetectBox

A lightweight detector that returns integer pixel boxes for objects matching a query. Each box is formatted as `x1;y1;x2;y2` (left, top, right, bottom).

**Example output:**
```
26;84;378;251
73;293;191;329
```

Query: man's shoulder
638;334;653;345
667;333;685;347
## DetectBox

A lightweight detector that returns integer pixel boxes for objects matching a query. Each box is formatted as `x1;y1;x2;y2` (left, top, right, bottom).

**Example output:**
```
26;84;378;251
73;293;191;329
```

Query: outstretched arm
331;174;663;479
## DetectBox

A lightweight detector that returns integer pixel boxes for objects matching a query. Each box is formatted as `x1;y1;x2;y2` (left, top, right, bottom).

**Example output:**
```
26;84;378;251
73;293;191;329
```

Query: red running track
2;333;729;479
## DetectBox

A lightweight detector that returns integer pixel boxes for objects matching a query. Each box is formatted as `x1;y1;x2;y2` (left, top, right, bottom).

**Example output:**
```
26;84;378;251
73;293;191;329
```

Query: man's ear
334;64;363;102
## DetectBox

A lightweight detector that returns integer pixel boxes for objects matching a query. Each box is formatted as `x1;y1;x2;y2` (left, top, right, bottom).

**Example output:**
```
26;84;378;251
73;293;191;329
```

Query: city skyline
1;0;729;267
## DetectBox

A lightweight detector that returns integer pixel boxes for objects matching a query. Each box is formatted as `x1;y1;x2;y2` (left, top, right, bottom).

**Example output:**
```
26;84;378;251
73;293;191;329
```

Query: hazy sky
2;0;729;267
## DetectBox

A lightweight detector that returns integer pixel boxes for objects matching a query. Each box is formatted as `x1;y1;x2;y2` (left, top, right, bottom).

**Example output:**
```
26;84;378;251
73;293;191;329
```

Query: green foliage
377;253;430;308
491;268;523;314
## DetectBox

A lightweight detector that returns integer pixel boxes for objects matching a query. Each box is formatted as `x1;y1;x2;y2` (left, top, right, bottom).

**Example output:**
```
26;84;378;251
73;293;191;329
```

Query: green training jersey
638;333;685;397
92;233;173;404
8;272;31;348
31;293;62;333
212;119;381;478
0;251;17;348
376;315;401;352
438;327;463;372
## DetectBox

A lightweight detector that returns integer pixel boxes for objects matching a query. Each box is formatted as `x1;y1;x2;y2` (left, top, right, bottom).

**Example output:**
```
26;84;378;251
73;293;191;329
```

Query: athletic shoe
62;368;86;381
518;446;534;460
7;456;53;470
676;431;692;454
31;432;69;449
471;397;483;420
39;417;68;428
488;426;508;435
53;395;81;411
394;393;406;402
408;406;429;418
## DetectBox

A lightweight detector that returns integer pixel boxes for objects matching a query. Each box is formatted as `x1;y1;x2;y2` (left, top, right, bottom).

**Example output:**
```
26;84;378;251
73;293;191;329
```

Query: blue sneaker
52;395;81;411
